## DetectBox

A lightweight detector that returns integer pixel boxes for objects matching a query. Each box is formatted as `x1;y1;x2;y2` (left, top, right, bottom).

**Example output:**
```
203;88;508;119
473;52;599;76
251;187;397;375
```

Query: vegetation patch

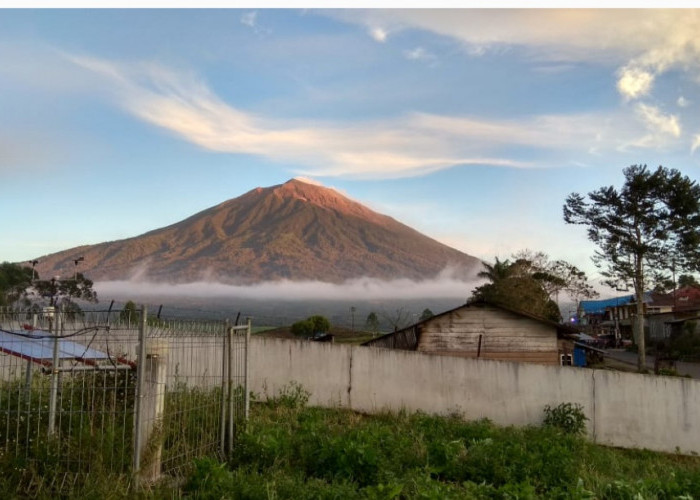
182;392;700;499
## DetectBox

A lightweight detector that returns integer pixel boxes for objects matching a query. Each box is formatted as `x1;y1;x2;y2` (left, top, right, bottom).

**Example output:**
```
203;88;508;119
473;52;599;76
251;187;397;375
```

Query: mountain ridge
31;179;482;284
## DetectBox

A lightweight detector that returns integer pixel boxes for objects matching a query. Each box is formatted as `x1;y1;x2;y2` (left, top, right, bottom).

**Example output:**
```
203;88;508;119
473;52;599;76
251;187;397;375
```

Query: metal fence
0;305;249;491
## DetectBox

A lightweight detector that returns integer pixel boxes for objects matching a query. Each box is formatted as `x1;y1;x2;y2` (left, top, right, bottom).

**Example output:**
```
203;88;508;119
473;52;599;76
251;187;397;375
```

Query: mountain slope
32;179;482;284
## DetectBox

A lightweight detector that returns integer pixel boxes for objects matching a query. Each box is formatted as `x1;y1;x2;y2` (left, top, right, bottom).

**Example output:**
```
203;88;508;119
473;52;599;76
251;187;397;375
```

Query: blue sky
3;8;700;292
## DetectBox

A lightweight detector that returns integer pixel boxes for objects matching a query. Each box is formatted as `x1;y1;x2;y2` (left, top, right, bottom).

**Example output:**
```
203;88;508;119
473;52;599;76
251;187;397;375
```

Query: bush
290;315;331;337
274;381;310;409
543;402;588;435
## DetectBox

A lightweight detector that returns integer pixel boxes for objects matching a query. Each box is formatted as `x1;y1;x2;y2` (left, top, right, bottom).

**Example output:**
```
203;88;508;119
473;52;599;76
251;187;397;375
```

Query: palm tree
477;257;513;284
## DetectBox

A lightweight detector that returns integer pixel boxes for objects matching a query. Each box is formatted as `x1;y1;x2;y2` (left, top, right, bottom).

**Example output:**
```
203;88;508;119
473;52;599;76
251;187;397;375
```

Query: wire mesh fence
0;305;249;492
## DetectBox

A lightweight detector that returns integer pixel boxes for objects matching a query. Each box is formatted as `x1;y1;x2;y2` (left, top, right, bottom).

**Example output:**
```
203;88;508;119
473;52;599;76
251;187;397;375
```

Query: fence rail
0;305;250;492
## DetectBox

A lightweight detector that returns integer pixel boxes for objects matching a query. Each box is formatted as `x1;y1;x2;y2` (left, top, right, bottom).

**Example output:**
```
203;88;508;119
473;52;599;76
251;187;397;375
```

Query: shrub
290;315;331;337
543;402;588;435
274;381;310;409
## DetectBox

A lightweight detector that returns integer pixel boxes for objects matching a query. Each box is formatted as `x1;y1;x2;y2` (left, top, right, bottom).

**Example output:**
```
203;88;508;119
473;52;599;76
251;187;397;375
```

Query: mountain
31;179;482;284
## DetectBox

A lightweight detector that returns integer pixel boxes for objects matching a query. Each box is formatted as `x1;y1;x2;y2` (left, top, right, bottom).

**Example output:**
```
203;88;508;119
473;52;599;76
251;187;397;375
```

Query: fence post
133;306;147;475
220;321;229;456
132;305;168;484
138;339;168;484
227;324;234;454
48;306;61;436
245;317;251;421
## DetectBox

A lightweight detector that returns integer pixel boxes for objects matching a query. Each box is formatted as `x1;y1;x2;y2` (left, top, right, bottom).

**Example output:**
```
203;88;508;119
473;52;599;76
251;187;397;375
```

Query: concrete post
136;339;168;484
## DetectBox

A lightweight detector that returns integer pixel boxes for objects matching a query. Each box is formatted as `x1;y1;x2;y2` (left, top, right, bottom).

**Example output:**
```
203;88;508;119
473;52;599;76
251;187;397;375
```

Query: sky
3;6;700;295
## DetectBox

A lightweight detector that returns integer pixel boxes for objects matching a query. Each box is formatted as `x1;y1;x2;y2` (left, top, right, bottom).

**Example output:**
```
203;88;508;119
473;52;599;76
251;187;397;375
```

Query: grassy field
182;386;700;499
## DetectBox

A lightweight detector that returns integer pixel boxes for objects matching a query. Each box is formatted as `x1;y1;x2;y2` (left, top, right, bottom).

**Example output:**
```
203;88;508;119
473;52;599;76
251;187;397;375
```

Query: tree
380;307;412;332
564;165;700;370
0;262;34;307
32;273;98;309
120;300;141;325
472;251;598;323
511;250;599;303
365;312;380;335
291;315;331;337
678;274;699;288
419;308;434;321
477;257;513;284
472;272;562;322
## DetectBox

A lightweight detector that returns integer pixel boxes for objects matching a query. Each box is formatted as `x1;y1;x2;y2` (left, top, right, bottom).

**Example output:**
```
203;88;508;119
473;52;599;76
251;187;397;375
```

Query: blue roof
579;295;635;315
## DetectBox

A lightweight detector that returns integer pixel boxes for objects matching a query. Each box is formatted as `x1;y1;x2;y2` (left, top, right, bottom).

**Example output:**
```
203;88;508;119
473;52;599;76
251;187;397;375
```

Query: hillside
31;179;481;284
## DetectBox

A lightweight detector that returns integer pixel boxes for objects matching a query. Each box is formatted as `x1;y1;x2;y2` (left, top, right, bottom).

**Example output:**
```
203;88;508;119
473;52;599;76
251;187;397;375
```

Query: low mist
96;271;482;302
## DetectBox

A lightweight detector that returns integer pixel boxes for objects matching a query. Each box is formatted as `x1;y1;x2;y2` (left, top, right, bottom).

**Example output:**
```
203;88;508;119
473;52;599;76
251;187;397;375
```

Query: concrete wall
250;336;700;455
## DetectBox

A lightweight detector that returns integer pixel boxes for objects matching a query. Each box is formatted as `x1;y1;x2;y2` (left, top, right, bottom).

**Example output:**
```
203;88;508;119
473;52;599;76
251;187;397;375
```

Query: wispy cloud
240;11;257;28
403;46;437;63
62;53;677;179
632;103;681;148
635;104;680;136
328;10;700;103
691;134;700;154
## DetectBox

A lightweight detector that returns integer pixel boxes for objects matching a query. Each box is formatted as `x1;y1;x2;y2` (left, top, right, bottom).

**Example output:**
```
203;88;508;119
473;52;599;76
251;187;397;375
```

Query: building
362;300;577;366
579;288;700;343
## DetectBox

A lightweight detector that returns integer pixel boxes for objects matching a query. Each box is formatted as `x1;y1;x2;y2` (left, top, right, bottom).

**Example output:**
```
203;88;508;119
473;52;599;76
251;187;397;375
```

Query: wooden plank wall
416;305;559;365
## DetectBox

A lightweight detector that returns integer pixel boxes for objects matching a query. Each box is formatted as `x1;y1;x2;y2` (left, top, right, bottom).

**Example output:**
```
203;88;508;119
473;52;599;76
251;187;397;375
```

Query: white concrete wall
250;337;351;407
250;337;700;455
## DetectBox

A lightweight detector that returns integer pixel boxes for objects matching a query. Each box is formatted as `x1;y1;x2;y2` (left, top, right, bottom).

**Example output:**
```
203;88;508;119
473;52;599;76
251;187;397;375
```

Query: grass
182;390;700;499
2;380;699;498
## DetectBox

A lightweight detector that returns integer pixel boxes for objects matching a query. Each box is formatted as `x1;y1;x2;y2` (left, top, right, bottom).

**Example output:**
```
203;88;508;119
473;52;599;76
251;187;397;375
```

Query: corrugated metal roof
579;295;635;314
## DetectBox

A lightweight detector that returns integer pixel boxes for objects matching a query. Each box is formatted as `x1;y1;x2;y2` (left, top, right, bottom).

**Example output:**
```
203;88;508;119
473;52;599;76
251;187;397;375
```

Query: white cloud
328;10;700;102
63;53;671;179
617;66;654;100
691;134;700;154
368;26;387;43
635;103;681;138
96;268;479;301
292;176;322;186
403;46;436;62
677;96;690;107
240;11;257;28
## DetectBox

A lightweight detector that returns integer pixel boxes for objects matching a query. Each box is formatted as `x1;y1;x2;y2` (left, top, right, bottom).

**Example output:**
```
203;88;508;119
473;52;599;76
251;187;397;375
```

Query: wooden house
363;300;575;365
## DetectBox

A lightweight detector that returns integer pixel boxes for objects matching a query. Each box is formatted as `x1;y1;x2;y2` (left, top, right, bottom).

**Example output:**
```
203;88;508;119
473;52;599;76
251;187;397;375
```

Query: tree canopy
678;274;699;288
471;250;598;323
33;273;98;308
419;308;434;321
365;312;380;334
564;164;700;369
291;315;331;337
0;262;98;313
0;262;34;307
